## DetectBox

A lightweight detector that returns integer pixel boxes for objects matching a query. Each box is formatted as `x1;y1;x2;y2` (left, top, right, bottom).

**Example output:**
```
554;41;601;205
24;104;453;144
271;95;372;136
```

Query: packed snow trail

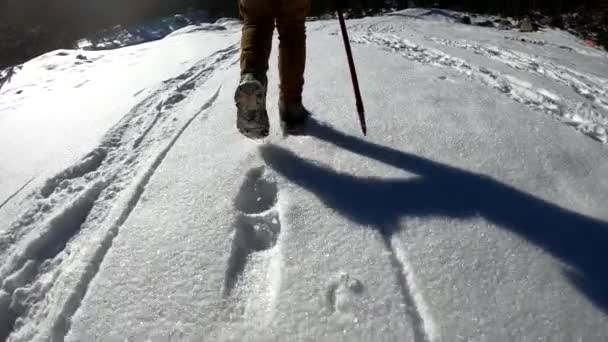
1;10;608;341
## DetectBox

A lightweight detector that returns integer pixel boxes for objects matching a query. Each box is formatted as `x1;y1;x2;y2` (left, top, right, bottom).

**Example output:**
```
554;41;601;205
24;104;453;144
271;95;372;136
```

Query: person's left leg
239;0;275;80
236;0;275;139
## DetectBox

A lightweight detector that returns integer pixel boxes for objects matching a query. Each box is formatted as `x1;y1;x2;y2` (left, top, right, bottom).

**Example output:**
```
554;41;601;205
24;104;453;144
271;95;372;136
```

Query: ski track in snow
351;32;608;144
502;36;608;60
0;43;238;341
427;36;608;115
222;166;283;327
383;234;432;342
0;177;36;211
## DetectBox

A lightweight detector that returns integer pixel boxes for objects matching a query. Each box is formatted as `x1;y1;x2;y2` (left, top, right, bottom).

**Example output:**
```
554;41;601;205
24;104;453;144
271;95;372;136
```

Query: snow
1;9;608;341
0;27;238;231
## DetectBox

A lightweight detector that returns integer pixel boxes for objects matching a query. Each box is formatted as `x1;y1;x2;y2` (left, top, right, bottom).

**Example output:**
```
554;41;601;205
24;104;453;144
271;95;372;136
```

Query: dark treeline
394;0;605;17
192;0;607;17
1;0;607;68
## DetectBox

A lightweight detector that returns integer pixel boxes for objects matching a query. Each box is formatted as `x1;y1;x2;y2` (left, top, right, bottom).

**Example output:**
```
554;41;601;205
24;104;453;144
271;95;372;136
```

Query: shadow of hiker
259;118;608;315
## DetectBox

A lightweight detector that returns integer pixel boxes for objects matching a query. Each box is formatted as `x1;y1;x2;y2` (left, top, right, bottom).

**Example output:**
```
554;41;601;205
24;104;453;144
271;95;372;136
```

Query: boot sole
235;80;269;139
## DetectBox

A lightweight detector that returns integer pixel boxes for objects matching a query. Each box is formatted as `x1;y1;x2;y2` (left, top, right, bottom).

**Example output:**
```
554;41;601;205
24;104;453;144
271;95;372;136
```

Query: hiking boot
235;73;269;139
279;101;310;134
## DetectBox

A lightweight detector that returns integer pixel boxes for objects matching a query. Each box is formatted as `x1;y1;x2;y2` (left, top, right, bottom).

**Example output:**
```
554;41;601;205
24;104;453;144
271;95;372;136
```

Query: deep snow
1;9;608;341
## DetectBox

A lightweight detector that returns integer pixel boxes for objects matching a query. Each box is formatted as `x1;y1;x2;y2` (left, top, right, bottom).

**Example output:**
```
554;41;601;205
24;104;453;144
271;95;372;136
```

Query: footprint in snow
223;166;281;297
326;272;365;314
233;166;277;214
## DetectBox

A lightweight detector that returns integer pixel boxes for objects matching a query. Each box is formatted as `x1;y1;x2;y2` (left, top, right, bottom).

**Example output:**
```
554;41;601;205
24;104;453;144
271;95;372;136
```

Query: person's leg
276;0;310;106
236;0;275;139
239;0;275;80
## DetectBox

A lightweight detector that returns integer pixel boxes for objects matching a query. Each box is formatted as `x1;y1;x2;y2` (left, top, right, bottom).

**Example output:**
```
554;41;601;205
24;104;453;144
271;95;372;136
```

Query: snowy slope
0;25;236;232
1;12;608;341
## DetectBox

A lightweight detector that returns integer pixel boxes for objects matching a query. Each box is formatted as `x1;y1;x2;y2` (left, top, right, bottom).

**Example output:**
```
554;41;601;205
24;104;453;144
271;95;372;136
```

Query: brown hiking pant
239;0;310;105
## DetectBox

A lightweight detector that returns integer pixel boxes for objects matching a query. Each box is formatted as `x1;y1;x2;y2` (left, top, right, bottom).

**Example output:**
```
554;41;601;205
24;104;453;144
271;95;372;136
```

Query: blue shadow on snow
259;118;608;315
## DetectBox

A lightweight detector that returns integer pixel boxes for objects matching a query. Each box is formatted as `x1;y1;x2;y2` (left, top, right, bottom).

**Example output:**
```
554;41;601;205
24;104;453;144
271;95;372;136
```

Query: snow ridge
0;42;236;341
0;180;109;340
39;149;107;199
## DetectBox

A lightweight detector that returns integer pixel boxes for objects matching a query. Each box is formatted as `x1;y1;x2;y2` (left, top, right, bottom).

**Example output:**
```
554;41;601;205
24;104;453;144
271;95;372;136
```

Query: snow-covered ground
1;9;608;341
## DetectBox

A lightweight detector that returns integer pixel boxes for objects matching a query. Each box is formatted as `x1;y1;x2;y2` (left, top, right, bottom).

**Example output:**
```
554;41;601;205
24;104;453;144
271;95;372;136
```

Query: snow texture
1;9;608;342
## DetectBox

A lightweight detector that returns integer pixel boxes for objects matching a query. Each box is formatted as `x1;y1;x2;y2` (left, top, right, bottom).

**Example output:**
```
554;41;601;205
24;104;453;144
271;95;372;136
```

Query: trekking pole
336;4;367;136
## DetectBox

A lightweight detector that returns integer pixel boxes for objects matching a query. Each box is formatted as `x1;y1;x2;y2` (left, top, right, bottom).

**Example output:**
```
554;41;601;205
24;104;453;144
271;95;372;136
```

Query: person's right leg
236;0;275;139
276;0;311;131
276;0;309;106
